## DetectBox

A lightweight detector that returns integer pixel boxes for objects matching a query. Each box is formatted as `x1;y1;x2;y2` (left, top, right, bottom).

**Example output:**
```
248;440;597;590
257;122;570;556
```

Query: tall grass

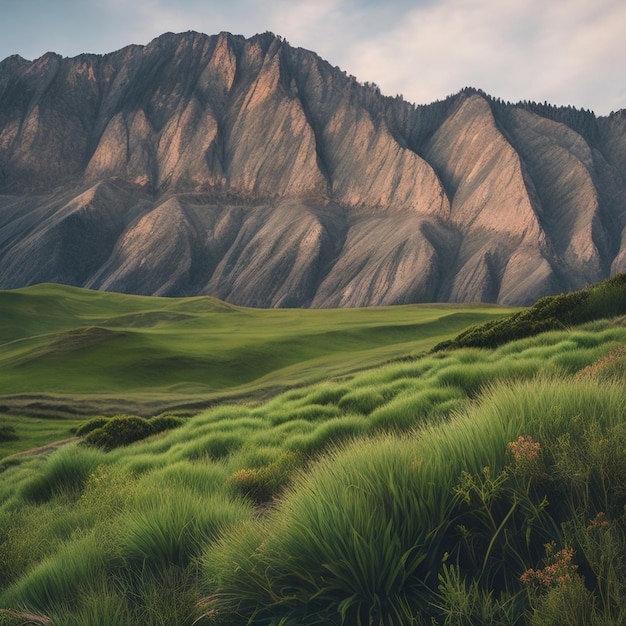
0;534;108;612
203;376;626;624
19;445;105;503
1;319;626;624
120;490;249;570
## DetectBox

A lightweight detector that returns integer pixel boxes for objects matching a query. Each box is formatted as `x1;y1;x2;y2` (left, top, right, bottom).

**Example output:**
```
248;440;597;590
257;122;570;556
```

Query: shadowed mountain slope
1;31;625;306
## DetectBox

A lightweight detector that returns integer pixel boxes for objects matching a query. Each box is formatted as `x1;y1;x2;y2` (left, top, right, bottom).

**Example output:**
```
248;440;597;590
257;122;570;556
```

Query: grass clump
120;490;249;570
203;376;626;625
228;451;303;504
19;445;104;503
0;427;18;444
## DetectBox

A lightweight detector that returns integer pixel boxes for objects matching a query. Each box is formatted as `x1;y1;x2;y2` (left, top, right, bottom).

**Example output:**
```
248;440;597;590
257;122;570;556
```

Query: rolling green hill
1;281;626;625
0;283;512;418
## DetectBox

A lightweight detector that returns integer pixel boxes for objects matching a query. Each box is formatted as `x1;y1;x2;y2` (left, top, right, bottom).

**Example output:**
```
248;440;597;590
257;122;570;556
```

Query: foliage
81;415;154;450
79;414;181;450
1;307;626;623
74;417;109;437
435;274;626;351
149;414;184;433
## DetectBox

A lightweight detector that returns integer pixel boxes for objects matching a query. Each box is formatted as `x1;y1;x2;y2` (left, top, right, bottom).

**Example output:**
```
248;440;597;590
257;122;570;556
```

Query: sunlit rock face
0;31;625;306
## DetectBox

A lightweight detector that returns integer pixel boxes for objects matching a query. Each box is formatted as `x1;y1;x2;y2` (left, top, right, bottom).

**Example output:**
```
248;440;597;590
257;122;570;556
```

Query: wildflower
520;542;578;589
507;435;543;478
587;511;610;531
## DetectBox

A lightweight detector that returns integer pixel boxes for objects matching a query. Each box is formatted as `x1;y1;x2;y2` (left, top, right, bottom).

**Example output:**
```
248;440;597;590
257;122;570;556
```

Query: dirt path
12;437;79;458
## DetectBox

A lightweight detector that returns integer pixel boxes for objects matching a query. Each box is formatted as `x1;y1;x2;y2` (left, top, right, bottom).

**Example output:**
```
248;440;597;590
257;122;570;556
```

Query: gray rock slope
0;31;625;306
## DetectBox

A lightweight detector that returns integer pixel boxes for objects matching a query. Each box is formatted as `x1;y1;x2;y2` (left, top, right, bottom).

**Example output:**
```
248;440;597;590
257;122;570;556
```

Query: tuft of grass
369;386;464;431
338;388;387;414
120;490;250;571
0;534;108;613
228;451;303;504
19;445;105;503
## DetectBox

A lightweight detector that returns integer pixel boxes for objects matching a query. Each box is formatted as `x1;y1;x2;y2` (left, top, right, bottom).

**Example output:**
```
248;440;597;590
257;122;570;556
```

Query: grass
0;415;83;461
0;283;512;422
1;282;626;624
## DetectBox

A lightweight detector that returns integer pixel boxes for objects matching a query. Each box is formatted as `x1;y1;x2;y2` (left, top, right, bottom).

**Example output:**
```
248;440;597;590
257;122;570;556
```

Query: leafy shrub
149;415;184;434
434;274;626;351
74;417;110;437
82;415;154;451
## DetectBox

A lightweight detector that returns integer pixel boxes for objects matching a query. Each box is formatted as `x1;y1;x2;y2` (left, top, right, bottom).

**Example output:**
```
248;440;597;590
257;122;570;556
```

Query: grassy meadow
1;280;626;624
0;283;509;421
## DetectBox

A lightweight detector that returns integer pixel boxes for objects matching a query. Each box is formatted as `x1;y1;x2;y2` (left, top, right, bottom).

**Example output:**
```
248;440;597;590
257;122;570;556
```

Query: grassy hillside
0;283;510;421
0;315;625;624
1;281;626;625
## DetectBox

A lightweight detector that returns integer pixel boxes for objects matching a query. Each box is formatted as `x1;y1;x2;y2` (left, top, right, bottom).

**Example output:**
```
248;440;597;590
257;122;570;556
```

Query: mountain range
1;30;625;307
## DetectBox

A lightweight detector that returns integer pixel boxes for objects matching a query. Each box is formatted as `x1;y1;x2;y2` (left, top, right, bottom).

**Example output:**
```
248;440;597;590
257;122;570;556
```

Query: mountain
0;30;625;307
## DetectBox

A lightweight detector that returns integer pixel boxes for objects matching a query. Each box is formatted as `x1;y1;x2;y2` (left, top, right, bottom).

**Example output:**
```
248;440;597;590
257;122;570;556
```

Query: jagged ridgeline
1;31;625;306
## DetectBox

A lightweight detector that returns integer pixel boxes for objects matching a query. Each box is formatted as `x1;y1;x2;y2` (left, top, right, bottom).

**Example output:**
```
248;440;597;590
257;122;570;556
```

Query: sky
1;0;625;115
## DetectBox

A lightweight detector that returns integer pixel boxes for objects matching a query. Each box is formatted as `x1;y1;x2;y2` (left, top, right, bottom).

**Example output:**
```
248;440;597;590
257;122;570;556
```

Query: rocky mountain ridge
0;30;625;306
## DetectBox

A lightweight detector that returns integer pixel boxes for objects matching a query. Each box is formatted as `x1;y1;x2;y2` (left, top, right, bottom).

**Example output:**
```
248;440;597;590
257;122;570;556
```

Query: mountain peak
0;32;624;306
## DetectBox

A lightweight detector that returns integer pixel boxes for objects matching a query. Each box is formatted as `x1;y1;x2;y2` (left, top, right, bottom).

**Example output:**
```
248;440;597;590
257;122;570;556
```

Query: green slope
0;283;513;416
1;317;625;624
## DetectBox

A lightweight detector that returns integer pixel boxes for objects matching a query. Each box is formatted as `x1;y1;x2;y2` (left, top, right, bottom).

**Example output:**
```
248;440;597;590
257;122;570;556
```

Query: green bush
149;415;184;434
435;274;626;351
82;416;155;451
74;417;110;437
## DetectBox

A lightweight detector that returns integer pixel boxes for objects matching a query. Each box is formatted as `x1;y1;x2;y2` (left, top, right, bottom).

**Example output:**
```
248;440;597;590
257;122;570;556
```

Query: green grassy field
0;282;511;424
1;283;626;625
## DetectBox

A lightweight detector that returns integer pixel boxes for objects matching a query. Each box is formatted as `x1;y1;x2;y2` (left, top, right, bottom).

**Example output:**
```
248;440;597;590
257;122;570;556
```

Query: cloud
0;0;624;114
336;0;626;113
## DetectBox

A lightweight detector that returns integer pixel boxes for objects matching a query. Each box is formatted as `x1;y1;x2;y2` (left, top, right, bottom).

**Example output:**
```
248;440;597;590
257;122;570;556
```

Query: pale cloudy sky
1;0;625;115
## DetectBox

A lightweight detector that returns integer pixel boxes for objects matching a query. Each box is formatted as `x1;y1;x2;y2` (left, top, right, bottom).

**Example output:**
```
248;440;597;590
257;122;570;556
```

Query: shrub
435;274;626;351
74;417;110;438
149;415;184;434
82;416;155;451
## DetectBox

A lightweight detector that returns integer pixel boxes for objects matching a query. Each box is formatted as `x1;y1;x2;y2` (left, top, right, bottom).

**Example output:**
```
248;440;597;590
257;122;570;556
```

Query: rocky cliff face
0;31;625;306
